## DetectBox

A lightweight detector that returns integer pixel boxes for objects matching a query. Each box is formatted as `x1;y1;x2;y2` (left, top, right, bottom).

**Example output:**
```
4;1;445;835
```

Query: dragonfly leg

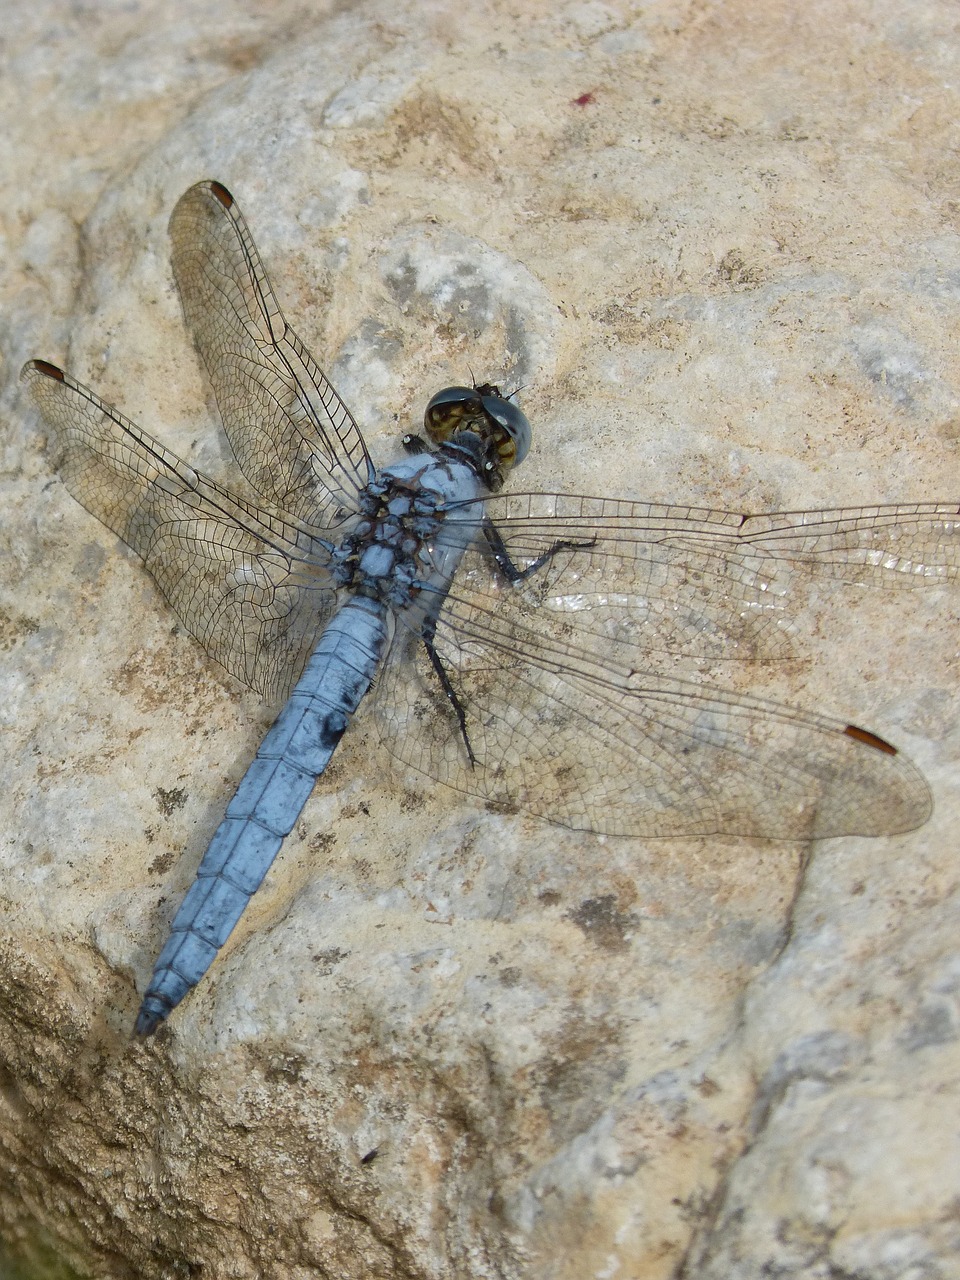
417;520;597;768
401;433;431;455
420;611;478;768
481;517;596;583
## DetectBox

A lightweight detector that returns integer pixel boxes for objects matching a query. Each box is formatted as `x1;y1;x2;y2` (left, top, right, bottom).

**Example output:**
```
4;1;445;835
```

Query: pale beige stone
2;0;958;1277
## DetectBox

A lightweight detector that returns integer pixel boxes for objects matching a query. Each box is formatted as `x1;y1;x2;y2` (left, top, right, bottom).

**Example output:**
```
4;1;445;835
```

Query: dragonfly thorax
331;470;450;608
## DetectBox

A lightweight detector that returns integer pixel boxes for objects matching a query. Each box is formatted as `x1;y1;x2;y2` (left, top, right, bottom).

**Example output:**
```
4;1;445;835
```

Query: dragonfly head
424;384;531;490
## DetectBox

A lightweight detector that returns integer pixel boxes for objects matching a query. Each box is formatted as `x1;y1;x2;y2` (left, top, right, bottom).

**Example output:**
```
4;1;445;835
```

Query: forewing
440;493;960;664
23;360;335;701
371;492;958;838
168;180;373;525
375;579;932;840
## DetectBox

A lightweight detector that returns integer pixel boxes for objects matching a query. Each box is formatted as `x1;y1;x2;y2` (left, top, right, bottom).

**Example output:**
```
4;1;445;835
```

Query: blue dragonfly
22;181;959;1036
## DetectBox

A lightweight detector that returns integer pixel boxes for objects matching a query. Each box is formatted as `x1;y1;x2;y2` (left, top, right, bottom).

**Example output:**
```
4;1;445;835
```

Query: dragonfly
22;180;959;1037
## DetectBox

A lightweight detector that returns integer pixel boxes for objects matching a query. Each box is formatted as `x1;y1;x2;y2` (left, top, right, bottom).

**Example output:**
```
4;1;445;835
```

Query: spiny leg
419;521;597;765
421;607;478;768
401;433;431;455
482;517;597;583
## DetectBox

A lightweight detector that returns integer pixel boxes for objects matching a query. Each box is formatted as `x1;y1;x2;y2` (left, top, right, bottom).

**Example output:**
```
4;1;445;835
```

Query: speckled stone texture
2;1;959;1277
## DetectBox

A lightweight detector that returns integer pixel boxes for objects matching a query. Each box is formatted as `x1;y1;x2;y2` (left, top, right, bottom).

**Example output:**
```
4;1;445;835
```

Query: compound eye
423;386;483;443
479;391;531;468
424;384;531;472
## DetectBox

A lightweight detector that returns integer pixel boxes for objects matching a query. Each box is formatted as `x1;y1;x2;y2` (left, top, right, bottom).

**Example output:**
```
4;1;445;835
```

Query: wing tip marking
209;180;234;209
844;723;898;755
23;358;65;382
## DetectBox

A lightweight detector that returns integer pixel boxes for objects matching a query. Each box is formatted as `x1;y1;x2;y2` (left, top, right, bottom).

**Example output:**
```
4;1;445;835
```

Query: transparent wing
376;588;931;840
23;360;336;701
168;180;374;525
373;495;958;838
443;493;960;663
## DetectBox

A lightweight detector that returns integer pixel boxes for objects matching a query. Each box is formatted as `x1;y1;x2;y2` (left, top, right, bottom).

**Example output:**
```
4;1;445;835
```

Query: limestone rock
2;0;959;1277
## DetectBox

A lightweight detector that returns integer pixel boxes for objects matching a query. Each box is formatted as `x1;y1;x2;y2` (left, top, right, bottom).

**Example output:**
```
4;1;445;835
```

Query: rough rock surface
2;1;959;1277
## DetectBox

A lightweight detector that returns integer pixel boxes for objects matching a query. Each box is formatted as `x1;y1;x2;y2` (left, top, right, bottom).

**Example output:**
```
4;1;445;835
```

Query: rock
2;0;958;1276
